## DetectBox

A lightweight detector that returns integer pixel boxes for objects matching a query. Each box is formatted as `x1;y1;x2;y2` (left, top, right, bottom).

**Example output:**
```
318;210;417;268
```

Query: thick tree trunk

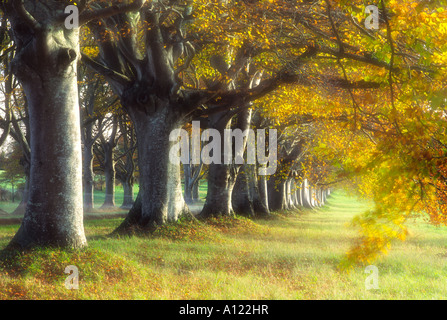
232;164;270;218
200;163;236;218
199;114;240;218
232;166;254;218
8;56;86;249
115;107;189;232
4;0;87;250
200;105;253;218
267;176;287;212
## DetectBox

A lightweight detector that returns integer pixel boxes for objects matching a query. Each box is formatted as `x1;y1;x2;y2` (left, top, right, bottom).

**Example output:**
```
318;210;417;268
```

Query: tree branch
12;0;41;31
81;53;132;89
78;0;146;26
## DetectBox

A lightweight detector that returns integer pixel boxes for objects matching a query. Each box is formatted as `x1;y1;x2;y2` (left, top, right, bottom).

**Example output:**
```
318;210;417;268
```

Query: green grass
0;190;447;299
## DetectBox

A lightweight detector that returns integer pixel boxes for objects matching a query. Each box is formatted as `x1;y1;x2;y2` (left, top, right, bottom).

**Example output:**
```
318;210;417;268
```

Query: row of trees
0;0;445;265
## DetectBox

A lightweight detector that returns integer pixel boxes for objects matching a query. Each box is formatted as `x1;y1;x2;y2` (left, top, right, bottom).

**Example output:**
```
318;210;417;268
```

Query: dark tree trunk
199;104;254;218
198;113;237;218
116;115;136;209
101;143;116;208
232;164;270;218
200;162;237;218
183;164;193;204
192;179;200;201
183;162;203;205
267;175;287;212
83;143;95;211
121;178;134;209
232;165;254;218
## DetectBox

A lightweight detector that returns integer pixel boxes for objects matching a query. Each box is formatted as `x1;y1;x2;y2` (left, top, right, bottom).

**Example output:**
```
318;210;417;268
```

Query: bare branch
12;0;41;31
81;52;132;89
79;0;146;26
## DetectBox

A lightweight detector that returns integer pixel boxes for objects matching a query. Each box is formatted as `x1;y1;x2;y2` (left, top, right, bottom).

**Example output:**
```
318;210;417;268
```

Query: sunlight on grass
0;190;447;299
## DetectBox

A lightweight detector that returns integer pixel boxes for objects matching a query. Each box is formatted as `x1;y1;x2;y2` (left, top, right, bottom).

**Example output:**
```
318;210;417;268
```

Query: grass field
0;190;447;300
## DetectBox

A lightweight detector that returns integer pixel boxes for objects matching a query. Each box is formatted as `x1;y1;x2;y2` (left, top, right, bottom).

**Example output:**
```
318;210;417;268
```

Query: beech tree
0;0;145;249
81;0;321;232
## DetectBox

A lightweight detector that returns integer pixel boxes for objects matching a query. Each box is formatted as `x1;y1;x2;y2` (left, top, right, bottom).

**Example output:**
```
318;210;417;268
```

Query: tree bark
183;163;196;204
101;143;116;208
257;174;270;215
200;162;237;218
286;178;295;210
4;1;87;249
115;105;189;232
232;164;270;218
83;143;95;211
183;162;203;204
7;47;86;247
198;111;238;218
121;179;134;209
267;175;288;212
232;165;254;218
301;179;313;209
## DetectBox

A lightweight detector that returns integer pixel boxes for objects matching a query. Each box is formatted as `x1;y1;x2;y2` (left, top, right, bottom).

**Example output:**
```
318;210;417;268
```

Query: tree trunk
267;175;287;212
121;178;134;209
232;165;254;218
200;162;236;218
83;143;95;211
232;163;270;218
199;104;253;218
115;106;189;232
296;181;303;207
183;163;194;204
7;27;86;248
199;113;238;218
301;179;313;209
286;178;295;210
101;143;116;208
257;174;270;214
192;180;200;201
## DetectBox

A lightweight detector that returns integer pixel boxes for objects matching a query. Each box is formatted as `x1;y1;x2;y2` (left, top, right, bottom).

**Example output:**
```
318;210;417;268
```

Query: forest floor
0;190;447;300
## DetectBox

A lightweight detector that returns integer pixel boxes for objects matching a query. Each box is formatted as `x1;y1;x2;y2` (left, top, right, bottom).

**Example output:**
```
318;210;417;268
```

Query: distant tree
0;142;25;202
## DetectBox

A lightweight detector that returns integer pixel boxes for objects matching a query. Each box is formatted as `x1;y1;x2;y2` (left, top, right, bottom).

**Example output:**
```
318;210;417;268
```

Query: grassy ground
0;190;446;300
